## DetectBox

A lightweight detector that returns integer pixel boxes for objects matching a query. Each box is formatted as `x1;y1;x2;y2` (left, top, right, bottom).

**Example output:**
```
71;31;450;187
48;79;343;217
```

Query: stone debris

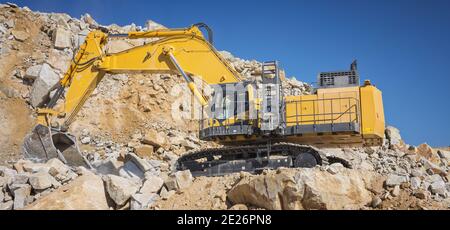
140;175;164;194
29;63;60;107
11;29;29;41
130;193;158;210
24;65;42;80
385;174;409;187
227;168;374;210
175;170;193;190
52;27;72;49
25;174;110;210
104;174;140;206
28;171;53;190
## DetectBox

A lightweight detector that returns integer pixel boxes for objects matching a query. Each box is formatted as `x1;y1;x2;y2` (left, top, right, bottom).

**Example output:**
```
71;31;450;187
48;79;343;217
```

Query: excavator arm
23;23;244;167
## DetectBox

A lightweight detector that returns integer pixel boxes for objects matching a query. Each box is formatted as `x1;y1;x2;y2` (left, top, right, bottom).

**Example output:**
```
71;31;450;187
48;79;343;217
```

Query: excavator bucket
22;124;91;168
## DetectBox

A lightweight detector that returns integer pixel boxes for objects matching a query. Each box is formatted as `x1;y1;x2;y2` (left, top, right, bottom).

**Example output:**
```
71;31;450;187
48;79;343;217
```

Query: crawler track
177;142;351;176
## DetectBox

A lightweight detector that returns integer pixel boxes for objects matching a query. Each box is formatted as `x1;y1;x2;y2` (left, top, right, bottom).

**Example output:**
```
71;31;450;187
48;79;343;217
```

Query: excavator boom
23;23;243;167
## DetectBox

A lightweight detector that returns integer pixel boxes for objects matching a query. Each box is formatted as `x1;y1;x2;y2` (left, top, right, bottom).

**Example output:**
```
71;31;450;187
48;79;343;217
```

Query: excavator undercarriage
177;142;351;176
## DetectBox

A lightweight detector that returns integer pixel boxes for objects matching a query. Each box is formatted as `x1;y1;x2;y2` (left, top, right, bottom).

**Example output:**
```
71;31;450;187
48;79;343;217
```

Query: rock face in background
0;3;449;210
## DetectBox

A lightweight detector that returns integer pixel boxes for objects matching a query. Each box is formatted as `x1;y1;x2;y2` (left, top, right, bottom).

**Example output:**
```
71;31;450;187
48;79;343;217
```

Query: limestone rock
140;175;164;194
130;193;158;210
410;177;422;190
24;65;42;81
30;63;60;107
228;168;374;210
430;180;447;196
104;174;140;206
142;130;167;148
385;174;408;187
12;184;31;209
52;27;72;49
175;170;193;190
28;171;53;190
417;143;441;165
159;186;175;200
11;29;29;41
385;126;406;150
135;145;154;159
25;174;109;210
46;158;70;177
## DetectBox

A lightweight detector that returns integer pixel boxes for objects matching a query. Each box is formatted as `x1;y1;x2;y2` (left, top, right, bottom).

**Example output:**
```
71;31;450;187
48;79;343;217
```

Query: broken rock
159;186;175;200
25;174;109;210
47;158;70;177
104;174;140;206
130;193;158;210
30;63;60;107
135;145;154;159
175;170;193;190
430;180;447;196
142;130;167;148
228;168;374;210
327;162;344;175
410;177;422;190
52;27;72;49
0;201;13;210
125;153;152;172
24;65;42;81
385;174;408;187
28;171;53;190
13;184;31;209
416;143;441;165
11;29;29;41
140;175;164;194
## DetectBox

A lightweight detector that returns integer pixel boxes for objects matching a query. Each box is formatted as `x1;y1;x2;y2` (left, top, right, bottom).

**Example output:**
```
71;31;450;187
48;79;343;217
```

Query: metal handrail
285;104;358;124
200;97;360;129
285;96;360;126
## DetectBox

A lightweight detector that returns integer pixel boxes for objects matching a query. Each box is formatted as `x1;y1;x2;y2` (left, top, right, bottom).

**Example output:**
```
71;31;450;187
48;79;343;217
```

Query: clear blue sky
6;0;450;147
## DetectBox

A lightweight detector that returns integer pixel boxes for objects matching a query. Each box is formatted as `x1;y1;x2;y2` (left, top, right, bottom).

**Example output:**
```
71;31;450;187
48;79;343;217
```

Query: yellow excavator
22;23;385;176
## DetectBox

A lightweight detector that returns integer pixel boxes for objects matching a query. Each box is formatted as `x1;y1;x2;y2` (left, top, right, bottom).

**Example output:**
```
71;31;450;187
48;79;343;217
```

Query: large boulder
227;168;375;210
385;126;406;151
104;174;140;206
12;184;31;209
175;170;193;190
25;174;110;210
24;65;42;81
11;29;29;41
140;175;164;194
385;174;409;187
416;143;441;165
46;49;71;72
30;63;60;107
28;171;54;190
52;27;72;49
141;130;167;148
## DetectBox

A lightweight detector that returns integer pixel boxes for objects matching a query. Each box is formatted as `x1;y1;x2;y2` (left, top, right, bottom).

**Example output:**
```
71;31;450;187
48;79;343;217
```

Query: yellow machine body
24;23;386;169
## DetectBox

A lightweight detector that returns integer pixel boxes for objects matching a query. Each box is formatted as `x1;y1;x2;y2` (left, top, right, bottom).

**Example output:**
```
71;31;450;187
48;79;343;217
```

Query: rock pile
0;153;196;210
